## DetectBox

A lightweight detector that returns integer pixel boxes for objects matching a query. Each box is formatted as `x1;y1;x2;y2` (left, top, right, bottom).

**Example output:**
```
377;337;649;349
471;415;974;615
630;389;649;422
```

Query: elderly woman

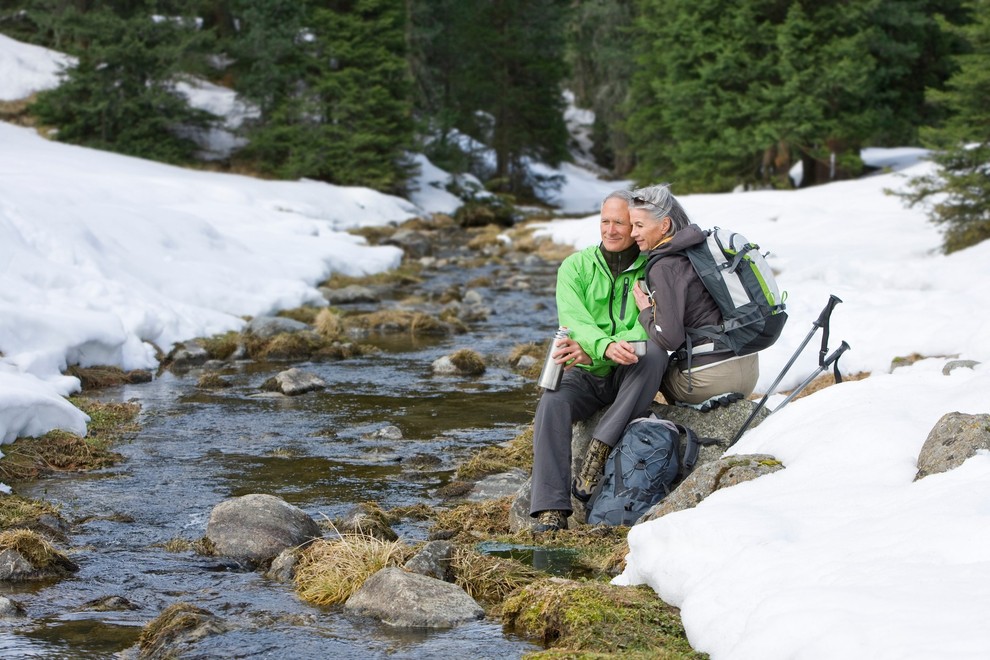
629;183;759;407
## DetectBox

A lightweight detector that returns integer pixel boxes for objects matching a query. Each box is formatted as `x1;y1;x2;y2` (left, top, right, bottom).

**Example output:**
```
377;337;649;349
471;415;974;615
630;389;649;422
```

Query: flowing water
1;246;563;659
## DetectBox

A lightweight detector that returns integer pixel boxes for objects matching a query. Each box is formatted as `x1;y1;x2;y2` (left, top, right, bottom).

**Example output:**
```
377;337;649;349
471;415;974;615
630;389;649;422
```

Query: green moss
500;579;705;658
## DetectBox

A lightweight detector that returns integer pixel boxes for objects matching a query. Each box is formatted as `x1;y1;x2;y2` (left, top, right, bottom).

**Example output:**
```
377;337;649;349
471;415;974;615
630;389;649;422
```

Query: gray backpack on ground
586;416;702;527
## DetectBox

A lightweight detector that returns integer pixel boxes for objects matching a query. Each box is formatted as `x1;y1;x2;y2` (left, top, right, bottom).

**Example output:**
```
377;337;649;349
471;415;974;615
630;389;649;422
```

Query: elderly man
529;190;666;532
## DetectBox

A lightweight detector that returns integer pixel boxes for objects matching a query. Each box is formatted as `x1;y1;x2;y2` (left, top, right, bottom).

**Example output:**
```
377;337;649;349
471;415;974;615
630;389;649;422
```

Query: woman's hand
553;338;592;370
633;281;652;311
604;340;639;366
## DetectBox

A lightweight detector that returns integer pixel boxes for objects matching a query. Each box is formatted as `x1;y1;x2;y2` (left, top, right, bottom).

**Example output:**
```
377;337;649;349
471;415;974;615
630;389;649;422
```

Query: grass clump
0;529;78;575
456;426;533;480
201;331;242;360
294;533;412;606
452;545;543;609
499;579;704;658
65;365;152;390
137;602;225;655
246;331;329;361
321;264;422;289
196;373;231;389
448;349;486;375
0;496;61;530
314;308;344;339
431;497;513;541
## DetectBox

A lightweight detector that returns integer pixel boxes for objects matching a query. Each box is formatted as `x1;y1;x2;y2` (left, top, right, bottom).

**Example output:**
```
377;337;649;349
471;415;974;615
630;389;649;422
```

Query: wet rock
265;548;300;582
365;424;403;441
320;285;381;305
0;549;33;580
335;503;398;542
205;493;322;565
134;602;228;660
432;349;486;376
81;595;140;612
640;454;784;522
404;540;455;582
916;412;990;480
942;359;981;376
384;228;433;258
166;340;209;370
0;532;78;581
344;567;484;628
0;595;26;618
246;315;310;339
260;367;326;396
467;468;529;502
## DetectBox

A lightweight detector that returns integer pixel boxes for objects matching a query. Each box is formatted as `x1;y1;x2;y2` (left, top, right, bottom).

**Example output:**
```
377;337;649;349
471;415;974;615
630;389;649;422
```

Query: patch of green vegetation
499;579;705;659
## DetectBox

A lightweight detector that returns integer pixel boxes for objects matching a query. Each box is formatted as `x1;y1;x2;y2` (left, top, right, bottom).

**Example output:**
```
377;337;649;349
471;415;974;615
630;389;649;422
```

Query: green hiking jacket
556;244;648;377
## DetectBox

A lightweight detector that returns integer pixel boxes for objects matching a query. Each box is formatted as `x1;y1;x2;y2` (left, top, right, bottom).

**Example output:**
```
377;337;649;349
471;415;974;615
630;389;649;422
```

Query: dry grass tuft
137;602;223;652
201;331;242;360
277;306;321;324
0;496;61;531
452;545;543;608
0;529;77;573
65;365;152;390
431;497;513;540
246;331;329;361
456;427;533;480
294;533;412;606
196;373;231;389
448;348;486;375
314;308;344;339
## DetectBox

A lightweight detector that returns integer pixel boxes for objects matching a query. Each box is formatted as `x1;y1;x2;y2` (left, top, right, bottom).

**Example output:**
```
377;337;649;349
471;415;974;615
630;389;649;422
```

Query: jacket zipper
619;277;629;320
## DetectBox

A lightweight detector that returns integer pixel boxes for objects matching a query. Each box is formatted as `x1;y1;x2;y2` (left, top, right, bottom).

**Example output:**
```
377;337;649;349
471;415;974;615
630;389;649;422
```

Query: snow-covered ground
3;31;990;660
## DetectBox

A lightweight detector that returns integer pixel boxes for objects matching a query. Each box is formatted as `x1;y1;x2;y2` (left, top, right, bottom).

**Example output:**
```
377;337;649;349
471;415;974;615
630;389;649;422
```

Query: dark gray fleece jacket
637;224;724;367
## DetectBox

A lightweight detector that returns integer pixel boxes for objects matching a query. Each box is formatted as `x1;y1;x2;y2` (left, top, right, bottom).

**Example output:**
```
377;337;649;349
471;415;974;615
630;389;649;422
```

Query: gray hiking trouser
529;348;667;517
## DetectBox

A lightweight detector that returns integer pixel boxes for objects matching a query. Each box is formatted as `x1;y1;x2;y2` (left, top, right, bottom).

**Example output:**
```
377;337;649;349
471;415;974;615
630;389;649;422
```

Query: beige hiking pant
661;353;759;405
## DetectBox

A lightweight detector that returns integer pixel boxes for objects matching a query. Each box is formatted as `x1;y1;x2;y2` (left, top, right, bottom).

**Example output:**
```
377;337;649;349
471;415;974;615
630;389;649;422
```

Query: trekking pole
728;294;843;447
771;340;851;415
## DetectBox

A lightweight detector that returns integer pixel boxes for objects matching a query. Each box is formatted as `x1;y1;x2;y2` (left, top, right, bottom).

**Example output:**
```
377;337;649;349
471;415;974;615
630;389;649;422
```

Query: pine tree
900;0;990;253
30;2;216;164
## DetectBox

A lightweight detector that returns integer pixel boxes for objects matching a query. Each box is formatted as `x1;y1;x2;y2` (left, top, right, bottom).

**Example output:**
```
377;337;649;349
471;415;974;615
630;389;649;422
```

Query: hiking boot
533;510;568;532
571;438;611;502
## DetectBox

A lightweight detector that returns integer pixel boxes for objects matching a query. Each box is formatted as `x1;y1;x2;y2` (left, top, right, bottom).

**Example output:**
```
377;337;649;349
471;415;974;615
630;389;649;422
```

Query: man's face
600;198;635;252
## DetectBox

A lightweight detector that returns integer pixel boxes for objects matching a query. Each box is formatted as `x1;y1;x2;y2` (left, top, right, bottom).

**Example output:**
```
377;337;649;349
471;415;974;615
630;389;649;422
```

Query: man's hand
553;338;592;370
604;340;639;366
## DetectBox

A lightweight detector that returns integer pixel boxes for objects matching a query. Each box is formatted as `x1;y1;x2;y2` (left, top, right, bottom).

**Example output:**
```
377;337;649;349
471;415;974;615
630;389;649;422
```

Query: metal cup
630;340;647;357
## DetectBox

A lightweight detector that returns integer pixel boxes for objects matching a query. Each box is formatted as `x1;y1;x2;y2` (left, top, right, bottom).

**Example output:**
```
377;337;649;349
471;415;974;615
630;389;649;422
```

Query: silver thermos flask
537;326;570;391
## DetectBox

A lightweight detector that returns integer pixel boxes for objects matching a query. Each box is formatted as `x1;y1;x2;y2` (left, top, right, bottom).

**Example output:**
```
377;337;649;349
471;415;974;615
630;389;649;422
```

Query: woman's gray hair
629;183;690;234
600;189;635;211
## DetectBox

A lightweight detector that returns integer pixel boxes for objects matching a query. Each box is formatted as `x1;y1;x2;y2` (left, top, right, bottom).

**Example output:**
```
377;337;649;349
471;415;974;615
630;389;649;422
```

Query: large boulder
640;454;784;522
511;398;771;530
915;412;990;480
344;567;484;628
205;494;322;565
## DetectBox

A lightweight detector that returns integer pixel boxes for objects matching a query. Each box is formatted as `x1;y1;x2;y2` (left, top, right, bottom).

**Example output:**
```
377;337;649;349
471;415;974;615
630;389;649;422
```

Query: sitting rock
334;503;398;542
344;567;484;628
404;540;455;582
205;494;322;566
511;397;770;529
260;367;326;396
246;315;310;339
467;468;529;503
135;602;228;660
916;412;990;480
640;454;784;522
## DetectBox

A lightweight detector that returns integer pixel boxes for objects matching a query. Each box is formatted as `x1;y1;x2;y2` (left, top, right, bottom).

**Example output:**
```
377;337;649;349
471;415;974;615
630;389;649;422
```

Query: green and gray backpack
645;227;787;369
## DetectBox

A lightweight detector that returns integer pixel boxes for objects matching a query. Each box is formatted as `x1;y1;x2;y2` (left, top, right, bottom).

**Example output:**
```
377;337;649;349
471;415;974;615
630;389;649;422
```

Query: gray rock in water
365;424;403;441
344;568;484;628
0;595;26;618
916;412;990;480
167;340;209;370
246;315;310;339
0;546;78;582
135;603;228;660
261;367;326;396
404;540;455;582
265;548;300;582
205;493;322;565
467;468;529;502
640;454;784;522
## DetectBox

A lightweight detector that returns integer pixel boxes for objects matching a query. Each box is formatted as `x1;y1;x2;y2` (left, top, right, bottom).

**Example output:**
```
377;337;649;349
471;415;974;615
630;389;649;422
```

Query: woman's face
630;208;671;251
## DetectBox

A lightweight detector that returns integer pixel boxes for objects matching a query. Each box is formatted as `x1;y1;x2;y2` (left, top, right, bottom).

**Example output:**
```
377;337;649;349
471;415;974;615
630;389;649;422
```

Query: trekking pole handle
814;294;843;329
822;340;851;367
